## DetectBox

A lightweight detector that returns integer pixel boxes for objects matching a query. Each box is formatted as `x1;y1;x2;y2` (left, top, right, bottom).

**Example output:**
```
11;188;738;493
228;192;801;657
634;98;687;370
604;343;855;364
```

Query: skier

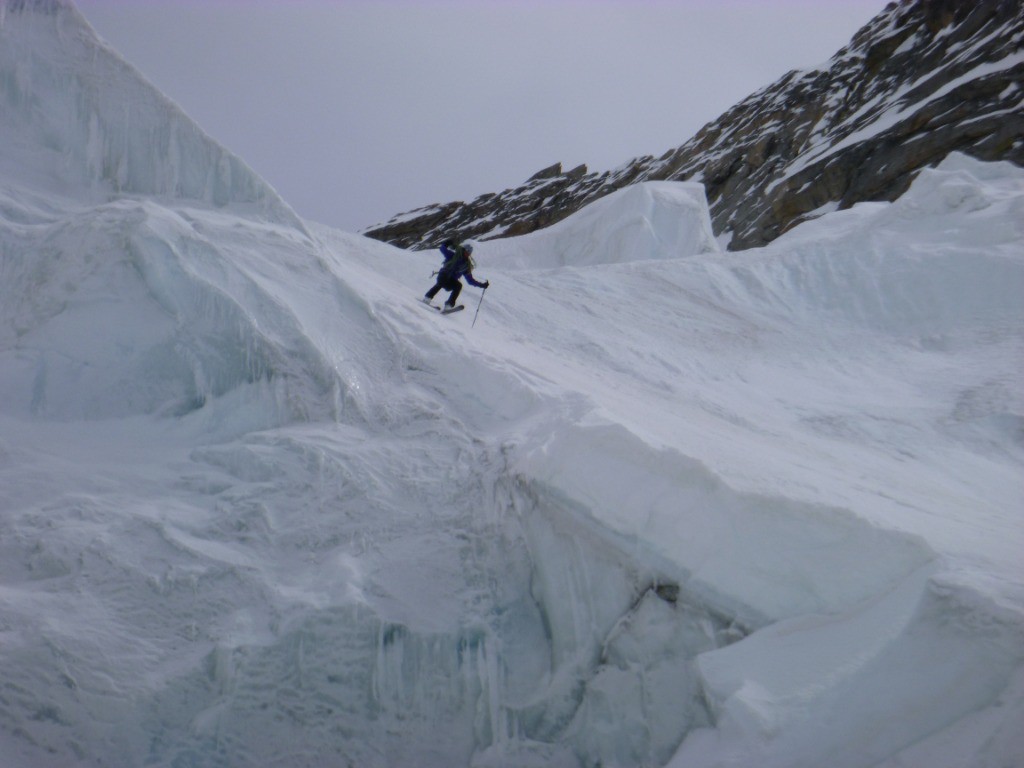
422;240;490;312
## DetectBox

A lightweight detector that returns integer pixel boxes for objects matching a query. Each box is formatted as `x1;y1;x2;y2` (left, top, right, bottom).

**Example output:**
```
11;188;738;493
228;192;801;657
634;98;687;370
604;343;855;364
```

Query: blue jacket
439;243;487;288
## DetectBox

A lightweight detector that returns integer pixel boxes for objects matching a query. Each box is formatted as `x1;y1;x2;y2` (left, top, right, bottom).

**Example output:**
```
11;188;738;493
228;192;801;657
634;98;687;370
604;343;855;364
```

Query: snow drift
1;1;1023;767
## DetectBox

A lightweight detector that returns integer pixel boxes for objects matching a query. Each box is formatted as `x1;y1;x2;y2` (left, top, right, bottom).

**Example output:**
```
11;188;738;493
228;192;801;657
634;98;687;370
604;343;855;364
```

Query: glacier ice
1;1;1023;766
0;0;300;226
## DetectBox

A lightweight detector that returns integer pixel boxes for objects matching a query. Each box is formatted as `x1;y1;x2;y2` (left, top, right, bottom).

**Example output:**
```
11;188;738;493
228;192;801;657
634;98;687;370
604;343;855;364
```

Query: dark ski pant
426;275;462;306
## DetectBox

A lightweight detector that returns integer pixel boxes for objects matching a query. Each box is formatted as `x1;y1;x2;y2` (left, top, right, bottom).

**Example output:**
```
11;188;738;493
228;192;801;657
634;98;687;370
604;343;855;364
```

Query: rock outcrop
364;0;1023;251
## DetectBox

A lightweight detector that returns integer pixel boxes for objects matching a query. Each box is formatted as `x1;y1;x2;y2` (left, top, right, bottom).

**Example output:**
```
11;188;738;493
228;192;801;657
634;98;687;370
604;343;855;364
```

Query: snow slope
2;2;1024;767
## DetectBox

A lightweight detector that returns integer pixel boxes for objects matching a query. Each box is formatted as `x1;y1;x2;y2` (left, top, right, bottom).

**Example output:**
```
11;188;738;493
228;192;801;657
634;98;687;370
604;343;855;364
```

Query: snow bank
482;181;719;269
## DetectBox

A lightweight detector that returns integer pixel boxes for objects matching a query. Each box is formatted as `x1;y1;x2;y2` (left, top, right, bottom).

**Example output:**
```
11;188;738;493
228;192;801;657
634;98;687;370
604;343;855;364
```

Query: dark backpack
440;244;472;279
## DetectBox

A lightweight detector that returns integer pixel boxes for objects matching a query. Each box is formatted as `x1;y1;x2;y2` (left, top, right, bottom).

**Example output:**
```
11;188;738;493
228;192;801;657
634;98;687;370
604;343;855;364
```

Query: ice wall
494;474;741;767
0;0;300;226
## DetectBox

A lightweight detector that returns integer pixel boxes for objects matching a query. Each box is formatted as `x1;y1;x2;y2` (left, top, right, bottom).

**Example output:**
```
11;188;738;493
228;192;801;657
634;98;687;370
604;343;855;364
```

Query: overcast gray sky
74;1;888;233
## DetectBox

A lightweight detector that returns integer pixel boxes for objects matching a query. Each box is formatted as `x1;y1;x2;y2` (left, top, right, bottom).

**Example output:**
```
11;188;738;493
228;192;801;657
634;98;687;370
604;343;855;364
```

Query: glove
483;280;490;289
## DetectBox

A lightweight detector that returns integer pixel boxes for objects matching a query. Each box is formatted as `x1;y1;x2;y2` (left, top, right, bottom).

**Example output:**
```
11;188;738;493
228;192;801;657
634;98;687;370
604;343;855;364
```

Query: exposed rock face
364;0;1023;252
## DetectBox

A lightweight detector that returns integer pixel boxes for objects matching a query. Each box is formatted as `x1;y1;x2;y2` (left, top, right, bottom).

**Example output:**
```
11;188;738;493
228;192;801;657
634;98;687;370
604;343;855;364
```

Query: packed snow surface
2;3;1024;767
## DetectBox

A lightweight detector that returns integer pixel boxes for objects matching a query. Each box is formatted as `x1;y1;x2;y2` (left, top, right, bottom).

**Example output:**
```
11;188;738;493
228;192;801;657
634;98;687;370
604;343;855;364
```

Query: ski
419;299;465;315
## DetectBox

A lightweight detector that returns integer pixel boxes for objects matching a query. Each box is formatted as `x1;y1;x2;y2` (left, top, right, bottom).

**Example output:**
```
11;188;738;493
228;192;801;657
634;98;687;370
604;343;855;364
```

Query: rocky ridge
364;0;1023;252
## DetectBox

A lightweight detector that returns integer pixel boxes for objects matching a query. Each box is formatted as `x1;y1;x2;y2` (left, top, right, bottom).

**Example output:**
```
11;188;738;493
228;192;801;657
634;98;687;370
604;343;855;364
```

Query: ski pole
472;286;487;328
